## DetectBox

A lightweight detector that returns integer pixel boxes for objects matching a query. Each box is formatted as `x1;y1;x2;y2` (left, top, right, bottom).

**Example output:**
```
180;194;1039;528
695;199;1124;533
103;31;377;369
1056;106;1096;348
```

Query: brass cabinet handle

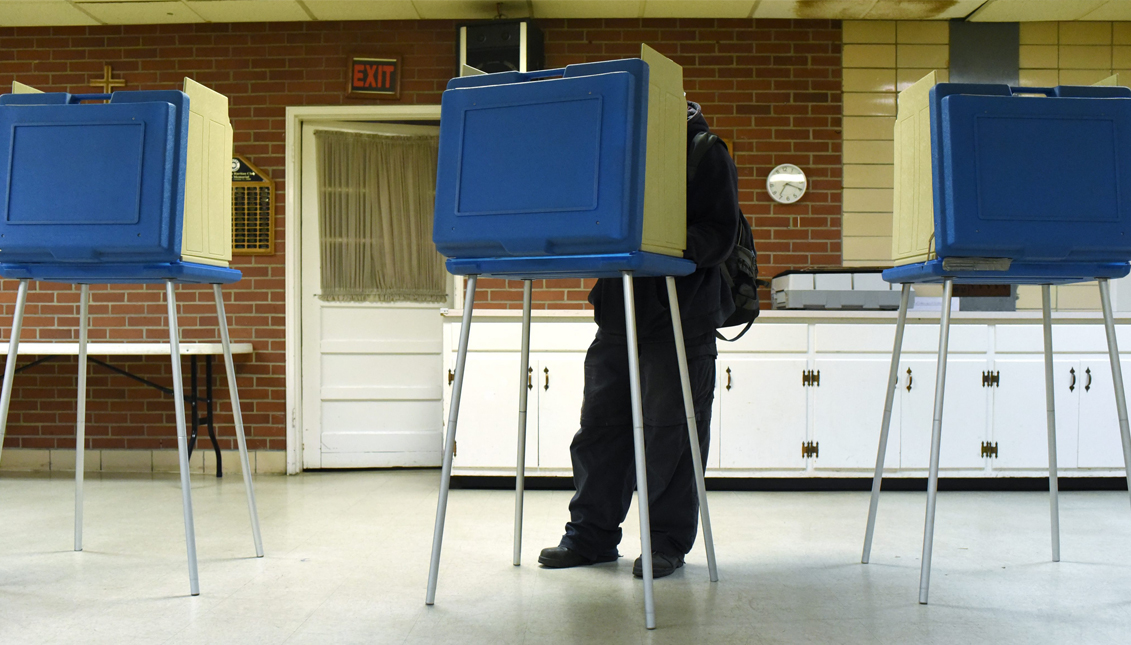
544;367;550;391
1069;368;1076;392
726;367;732;391
1085;368;1092;392
906;367;913;392
527;366;533;390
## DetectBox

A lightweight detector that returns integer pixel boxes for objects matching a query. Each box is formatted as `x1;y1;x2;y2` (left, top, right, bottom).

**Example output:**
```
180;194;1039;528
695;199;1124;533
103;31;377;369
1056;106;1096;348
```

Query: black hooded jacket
588;102;740;349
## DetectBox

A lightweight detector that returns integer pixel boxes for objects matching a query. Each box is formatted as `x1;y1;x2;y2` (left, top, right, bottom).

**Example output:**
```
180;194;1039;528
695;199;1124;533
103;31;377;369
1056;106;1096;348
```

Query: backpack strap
715;320;755;342
687;131;720;184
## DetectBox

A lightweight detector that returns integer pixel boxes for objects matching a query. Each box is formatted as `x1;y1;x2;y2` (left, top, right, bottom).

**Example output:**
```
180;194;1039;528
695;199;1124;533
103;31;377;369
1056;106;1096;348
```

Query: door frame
285;105;442;474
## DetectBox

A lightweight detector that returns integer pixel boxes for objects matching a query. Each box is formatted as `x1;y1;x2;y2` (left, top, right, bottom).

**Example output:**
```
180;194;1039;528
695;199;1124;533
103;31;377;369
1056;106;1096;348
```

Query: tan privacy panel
891;71;936;265
640;44;686;258
12;81;42;94
181;78;233;267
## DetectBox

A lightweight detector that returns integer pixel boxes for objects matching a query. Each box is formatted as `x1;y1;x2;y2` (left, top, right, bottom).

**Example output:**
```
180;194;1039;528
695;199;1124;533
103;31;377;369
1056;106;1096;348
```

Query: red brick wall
0;18;841;451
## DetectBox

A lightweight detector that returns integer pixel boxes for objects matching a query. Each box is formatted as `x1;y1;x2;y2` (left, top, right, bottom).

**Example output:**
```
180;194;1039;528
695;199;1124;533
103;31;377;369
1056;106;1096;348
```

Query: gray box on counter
772;269;909;310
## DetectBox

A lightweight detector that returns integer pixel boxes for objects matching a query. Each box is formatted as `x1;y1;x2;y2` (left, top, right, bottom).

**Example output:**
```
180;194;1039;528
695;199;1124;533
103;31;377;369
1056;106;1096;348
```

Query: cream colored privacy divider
891;71;936;265
181;78;234;267
640;44;687;258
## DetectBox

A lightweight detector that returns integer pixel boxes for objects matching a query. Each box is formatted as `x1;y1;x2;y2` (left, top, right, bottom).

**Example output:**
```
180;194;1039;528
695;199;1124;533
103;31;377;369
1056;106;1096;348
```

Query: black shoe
632;552;684;578
538;546;618;569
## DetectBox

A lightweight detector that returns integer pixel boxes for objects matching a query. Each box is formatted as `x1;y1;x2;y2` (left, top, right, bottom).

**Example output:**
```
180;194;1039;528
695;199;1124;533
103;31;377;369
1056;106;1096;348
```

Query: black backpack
687;131;761;342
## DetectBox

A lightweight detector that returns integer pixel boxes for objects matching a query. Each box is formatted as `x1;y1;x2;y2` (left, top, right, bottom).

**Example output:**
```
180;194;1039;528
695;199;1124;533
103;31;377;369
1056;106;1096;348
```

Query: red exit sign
348;56;400;98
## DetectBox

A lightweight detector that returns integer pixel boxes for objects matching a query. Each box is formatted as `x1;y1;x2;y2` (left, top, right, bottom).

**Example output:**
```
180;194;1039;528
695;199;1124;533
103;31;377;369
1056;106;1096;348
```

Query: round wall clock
766;164;807;204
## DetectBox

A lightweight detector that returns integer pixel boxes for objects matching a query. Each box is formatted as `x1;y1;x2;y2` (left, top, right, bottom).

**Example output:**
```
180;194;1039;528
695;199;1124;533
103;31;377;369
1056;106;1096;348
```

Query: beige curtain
315;129;446;303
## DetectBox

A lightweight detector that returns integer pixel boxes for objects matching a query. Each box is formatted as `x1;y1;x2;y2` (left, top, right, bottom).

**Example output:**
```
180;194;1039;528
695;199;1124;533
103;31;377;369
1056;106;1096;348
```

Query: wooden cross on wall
91;64;126;93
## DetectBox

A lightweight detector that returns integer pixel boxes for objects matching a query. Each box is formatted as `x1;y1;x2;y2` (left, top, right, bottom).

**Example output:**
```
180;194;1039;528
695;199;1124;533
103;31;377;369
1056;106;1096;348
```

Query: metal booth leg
919;278;954;605
0;280;29;469
426;275;478;605
622;270;656;630
513;280;533;566
863;283;911;564
166;281;200;596
213;284;264;557
664;276;718;582
1098;279;1131;511
75;284;90;552
1042;285;1061;562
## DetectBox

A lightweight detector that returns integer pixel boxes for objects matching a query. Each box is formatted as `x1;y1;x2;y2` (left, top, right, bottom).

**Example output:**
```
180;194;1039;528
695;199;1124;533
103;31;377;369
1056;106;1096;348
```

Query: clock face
767;164;807;204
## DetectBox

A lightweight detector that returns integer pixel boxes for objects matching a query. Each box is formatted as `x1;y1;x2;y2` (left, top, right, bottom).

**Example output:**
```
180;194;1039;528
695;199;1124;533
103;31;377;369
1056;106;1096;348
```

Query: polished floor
1;469;1130;644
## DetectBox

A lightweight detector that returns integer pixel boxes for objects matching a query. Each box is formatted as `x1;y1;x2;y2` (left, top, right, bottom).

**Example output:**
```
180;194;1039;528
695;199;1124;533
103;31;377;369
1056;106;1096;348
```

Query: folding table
860;74;1131;604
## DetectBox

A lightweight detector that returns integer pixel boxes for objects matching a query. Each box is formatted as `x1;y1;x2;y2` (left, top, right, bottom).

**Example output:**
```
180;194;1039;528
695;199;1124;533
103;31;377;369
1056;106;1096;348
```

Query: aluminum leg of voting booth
427;272;718;630
1099;279;1131;513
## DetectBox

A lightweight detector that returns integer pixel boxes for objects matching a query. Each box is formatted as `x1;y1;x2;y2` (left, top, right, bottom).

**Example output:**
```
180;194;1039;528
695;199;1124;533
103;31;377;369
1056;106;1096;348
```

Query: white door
536;353;586;470
301;121;446;469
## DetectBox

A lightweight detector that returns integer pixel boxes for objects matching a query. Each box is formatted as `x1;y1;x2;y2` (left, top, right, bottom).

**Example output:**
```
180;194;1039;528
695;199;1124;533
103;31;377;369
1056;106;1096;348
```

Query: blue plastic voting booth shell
0;89;239;285
445;251;695;280
0;91;189;264
433;60;649;260
886;83;1131;285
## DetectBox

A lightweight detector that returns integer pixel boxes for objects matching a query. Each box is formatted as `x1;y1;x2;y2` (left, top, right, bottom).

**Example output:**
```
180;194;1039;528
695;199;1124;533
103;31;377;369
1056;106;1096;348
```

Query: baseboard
0;448;286;475
451;475;1130;492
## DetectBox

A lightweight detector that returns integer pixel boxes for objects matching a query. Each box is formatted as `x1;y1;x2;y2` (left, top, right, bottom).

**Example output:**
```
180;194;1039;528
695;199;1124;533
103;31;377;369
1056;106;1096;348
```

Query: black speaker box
458;20;544;75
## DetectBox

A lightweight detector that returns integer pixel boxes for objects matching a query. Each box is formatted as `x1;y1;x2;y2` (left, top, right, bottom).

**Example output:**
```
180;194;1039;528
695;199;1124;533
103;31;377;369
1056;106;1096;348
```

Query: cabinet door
451;353;536;469
718;356;808;470
811;356;899;470
1078;356;1131;469
536;353;586;470
991;357;1081;470
899;356;989;470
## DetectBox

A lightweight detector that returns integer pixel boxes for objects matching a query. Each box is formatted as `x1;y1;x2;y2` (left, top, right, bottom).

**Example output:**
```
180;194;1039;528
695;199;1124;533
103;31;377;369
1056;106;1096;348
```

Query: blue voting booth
861;73;1131;604
425;46;715;630
0;81;263;597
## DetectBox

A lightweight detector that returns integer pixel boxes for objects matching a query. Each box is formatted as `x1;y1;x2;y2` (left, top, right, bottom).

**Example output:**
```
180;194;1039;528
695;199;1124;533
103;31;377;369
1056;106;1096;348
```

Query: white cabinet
535;353;586;469
812;356;897;470
991;356;1079;470
899;356;989;470
1076;356;1131;469
442;314;1131;478
451;352;537;470
717;355;809;470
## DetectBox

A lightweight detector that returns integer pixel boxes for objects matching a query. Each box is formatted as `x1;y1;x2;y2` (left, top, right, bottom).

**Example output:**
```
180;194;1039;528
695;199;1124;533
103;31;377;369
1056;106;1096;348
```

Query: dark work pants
559;331;715;559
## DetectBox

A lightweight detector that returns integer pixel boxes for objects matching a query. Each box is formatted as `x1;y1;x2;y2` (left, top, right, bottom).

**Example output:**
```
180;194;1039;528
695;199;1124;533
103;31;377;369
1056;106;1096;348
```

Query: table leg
0;279;29;467
213;284;263;557
205;355;218;478
863;283;911;564
1098;279;1131;513
665;276;718;583
919;278;954;605
167;281;200;596
1042;285;1060;562
427;275;478;605
513;280;532;566
190;355;199;459
622;271;656;630
75;284;90;552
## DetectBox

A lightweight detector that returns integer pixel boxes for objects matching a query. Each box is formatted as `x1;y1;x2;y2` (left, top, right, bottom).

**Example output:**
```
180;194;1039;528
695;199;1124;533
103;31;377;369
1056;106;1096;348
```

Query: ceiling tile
865;0;985;20
753;0;870;20
1080;0;1131;21
969;0;1108;22
0;1;100;26
185;0;311;22
76;0;206;24
532;0;645;19
411;1;531;19
302;1;420;20
642;0;756;18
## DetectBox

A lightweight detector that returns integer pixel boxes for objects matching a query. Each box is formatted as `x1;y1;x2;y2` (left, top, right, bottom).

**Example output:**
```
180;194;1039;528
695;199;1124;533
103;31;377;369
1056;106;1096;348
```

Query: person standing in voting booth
538;102;741;578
